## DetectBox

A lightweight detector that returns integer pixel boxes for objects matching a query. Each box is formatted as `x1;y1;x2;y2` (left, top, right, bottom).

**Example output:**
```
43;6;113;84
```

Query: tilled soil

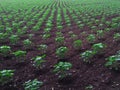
0;3;120;90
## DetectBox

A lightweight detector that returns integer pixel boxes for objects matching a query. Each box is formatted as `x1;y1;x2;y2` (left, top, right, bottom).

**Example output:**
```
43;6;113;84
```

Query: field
0;0;120;90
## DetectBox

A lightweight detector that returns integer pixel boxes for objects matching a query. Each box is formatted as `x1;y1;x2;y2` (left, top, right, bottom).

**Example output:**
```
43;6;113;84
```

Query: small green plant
105;28;111;32
46;22;53;28
13;50;26;62
105;55;120;70
56;32;63;37
77;21;82;24
87;34;96;44
28;34;34;40
0;46;11;57
105;21;111;26
0;33;8;42
68;31;78;40
16;29;26;36
57;25;63;30
73;39;82;49
44;28;51;33
9;35;19;45
113;33;120;41
56;46;68;59
98;23;103;29
67;23;71;26
32;26;40;31
23;79;43;90
53;62;72;79
80;50;95;63
23;39;33;49
38;44;48;54
91;26;97;30
42;33;51;39
0;70;14;85
95;19;100;24
111;23;118;29
55;36;65;46
85;85;93;90
81;31;86;35
6;27;13;35
71;34;78;40
0;25;4;33
92;43;106;54
78;24;84;29
97;30;104;39
32;55;46;69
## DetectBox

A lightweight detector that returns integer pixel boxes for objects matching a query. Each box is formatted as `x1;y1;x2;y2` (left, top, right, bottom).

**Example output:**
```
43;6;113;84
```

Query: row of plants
105;50;120;70
64;2;120;38
81;43;106;63
1;0;120;89
42;9;55;40
0;60;73;90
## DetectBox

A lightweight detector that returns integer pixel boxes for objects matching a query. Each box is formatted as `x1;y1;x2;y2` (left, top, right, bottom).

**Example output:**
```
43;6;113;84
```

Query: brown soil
0;4;120;90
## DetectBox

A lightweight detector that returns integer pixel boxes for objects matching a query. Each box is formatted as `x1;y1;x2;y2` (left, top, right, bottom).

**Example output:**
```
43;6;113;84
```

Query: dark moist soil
0;8;120;90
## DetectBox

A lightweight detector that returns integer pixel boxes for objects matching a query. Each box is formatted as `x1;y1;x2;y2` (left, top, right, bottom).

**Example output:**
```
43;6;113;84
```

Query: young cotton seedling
0;46;11;57
42;33;51;39
0;33;8;43
0;70;14;85
78;24;84;29
32;25;40;31
97;30;104;39
0;25;4;33
56;46;68;59
85;85;93;90
17;29;26;36
105;55;120;70
73;39;82;50
6;27;13;35
53;62;72;79
111;23;118;29
23;39;33;49
87;34;96;44
44;28;51;33
28;34;34;40
9;35;19;45
105;21;111;26
32;55;46;69
68;31;78;40
38;44;48;54
98;23;104;29
13;50;27;62
92;43;106;54
46;22;53;28
80;50;95;63
23;79;43;90
91;26;97;30
56;32;63;37
113;33;120;41
55;36;65;46
57;25;63;30
105;28;111;32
